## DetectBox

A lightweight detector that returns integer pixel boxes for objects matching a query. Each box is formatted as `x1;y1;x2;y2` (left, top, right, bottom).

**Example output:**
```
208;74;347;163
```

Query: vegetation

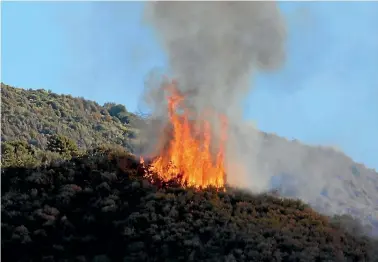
1;142;378;261
1;83;143;152
46;134;81;157
2;84;378;261
1;135;81;169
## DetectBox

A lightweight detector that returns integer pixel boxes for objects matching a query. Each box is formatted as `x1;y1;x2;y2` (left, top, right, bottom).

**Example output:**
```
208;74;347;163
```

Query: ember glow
141;80;227;189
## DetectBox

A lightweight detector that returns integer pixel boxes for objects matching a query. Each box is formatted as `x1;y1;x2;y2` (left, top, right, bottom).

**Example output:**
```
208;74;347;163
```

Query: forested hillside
1;83;142;152
2;144;378;262
2;84;378;261
2;83;378;234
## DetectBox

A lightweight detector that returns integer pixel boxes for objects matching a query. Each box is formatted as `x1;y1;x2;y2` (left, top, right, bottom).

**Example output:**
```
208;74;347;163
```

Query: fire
141;80;227;189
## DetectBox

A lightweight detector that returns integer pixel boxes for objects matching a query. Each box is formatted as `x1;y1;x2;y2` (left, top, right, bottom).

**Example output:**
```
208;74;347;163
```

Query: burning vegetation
141;80;227;189
141;1;287;193
2;139;378;262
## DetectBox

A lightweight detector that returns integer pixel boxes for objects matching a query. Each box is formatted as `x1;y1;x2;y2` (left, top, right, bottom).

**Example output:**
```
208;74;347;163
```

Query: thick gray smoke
142;1;286;190
144;2;285;115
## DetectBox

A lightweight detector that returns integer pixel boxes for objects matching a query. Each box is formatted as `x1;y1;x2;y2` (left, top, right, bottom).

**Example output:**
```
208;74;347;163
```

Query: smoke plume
141;1;286;191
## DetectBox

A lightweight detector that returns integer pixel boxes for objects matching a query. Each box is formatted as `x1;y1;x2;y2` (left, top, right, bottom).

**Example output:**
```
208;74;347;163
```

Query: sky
2;1;378;171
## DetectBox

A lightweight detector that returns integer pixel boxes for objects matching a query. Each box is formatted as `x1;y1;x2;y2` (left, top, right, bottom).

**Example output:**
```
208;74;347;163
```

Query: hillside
235;129;378;236
1;83;143;152
2;146;378;262
2;84;378;261
1;84;378;237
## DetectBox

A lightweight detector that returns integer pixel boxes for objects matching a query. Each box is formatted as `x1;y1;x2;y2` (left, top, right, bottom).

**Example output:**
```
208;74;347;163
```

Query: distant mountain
2;83;377;236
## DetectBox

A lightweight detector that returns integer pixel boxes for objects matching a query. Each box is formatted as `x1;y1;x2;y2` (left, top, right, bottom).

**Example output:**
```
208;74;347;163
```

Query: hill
1;83;143;152
1;83;378;237
235;128;378;236
2;146;378;262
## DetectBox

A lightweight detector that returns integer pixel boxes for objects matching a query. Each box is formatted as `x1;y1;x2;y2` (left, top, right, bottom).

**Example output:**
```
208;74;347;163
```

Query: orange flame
141;80;227;189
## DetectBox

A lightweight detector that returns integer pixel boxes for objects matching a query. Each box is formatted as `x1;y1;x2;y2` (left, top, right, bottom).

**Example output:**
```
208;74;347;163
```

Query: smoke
143;2;285;114
141;1;286;191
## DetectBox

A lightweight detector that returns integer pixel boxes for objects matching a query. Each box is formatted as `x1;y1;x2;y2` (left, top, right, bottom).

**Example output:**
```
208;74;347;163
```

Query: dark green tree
47;134;79;157
116;111;130;124
108;104;127;116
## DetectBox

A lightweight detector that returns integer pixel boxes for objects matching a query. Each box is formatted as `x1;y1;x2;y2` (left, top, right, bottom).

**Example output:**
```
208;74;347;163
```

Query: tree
1;140;37;168
47;134;79;157
116;111;130;124
108;104;127;117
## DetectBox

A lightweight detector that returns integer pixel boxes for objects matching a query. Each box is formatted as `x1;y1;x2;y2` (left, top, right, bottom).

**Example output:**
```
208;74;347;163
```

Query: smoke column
141;1;286;191
143;1;285;114
138;2;378;236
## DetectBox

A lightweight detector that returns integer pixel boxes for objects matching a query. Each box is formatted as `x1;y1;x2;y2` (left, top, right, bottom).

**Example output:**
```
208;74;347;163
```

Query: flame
141;80;227;189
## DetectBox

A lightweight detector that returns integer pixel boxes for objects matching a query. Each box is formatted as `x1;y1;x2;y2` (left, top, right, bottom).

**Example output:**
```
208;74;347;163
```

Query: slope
2;147;378;262
2;83;378;237
1;83;142;152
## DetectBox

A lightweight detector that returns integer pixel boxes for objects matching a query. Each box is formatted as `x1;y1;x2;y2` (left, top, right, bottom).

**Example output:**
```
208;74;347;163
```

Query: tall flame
142;80;227;189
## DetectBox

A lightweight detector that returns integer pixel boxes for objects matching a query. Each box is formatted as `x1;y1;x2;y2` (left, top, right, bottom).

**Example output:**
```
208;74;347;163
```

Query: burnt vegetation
2;85;378;261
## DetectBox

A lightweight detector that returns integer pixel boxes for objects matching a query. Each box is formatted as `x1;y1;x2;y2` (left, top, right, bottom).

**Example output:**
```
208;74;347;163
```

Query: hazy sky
2;1;378;170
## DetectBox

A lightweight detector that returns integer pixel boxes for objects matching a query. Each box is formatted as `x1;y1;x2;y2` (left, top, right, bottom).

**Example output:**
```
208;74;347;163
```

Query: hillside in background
1;83;143;152
1;83;378;237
